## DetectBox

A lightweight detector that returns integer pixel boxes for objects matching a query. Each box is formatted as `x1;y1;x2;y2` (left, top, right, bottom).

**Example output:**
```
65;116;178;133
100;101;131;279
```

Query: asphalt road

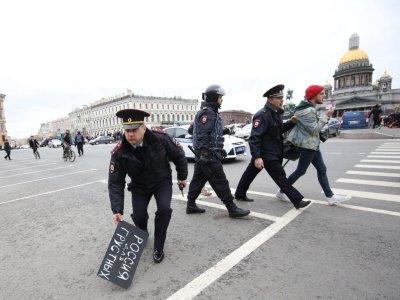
1;138;399;300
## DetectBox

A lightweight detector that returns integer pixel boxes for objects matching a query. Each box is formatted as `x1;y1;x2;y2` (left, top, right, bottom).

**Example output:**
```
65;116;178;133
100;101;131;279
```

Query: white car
164;126;247;160
48;139;62;148
234;123;252;140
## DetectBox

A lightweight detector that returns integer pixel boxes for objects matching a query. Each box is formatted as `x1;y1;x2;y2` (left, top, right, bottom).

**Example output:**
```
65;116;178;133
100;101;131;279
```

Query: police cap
116;109;150;129
263;84;285;98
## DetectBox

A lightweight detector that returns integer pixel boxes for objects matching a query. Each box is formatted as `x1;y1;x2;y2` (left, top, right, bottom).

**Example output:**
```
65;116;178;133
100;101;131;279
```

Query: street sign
97;221;149;289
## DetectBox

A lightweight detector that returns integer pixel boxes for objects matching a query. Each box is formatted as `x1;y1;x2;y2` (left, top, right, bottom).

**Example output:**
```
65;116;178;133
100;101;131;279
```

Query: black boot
225;201;250;218
294;200;311;209
235;195;254;202
186;201;206;214
153;249;164;263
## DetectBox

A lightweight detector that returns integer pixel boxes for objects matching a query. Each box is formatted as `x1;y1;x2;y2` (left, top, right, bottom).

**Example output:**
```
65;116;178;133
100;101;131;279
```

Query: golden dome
339;49;369;64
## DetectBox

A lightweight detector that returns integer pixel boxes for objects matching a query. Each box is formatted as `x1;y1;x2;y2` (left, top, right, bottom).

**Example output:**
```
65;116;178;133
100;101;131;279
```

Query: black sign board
97;221;149;289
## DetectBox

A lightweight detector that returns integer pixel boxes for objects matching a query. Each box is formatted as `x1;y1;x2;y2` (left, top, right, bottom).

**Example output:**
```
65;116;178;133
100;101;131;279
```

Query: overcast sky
1;0;399;138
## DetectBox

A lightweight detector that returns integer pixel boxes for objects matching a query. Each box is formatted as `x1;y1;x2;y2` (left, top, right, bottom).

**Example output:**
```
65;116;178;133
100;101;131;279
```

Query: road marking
361;159;400;164
331;188;400;203
371;152;400;155
0;165;74;179
310;199;400;217
171;195;280;222
166;207;308;300
0;162;58;173
377;147;400;149
355;164;400;170
0;180;104;206
367;155;400;158
0;160;45;168
0;169;98;188
336;178;400;188
346;170;400;178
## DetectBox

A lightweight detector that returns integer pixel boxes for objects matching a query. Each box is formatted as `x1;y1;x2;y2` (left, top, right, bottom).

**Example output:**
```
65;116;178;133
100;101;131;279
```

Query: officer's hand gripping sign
97;221;149;289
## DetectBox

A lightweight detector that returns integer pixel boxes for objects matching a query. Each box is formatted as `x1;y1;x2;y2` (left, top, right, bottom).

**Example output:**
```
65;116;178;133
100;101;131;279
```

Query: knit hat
305;85;324;101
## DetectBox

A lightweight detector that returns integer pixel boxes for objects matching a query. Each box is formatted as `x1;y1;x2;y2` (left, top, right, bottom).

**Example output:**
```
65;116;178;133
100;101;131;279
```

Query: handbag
283;139;300;161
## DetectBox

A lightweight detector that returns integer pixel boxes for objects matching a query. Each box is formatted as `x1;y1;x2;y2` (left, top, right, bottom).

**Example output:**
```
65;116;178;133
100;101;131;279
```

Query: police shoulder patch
110;143;122;155
109;161;116;173
172;137;182;149
201;115;208;124
253;119;261;128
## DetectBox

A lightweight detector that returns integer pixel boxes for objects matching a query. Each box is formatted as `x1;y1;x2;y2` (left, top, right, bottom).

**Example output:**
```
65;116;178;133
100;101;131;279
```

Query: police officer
247;84;311;209
186;84;250;218
108;109;188;263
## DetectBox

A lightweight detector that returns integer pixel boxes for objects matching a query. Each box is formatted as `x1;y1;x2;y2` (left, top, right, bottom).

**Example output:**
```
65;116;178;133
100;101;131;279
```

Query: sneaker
201;188;212;196
276;191;290;203
326;194;351;205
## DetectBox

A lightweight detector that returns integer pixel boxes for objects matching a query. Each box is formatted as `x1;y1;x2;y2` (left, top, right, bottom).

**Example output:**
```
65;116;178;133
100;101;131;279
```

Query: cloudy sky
1;0;399;138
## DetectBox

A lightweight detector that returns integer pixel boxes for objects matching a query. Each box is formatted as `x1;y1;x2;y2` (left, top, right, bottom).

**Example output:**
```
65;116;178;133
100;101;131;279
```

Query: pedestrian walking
28;135;40;159
74;131;85;156
186;84;250;218
246;84;310;209
3;140;11;160
283;85;351;205
108;109;188;263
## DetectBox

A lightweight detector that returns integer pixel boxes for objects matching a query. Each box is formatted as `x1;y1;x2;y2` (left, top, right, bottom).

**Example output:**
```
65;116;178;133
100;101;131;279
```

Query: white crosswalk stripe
371;152;400;154
355;164;400;169
361;159;400;164
346;170;400;177
336;178;400;188
367;155;400;158
331;188;400;203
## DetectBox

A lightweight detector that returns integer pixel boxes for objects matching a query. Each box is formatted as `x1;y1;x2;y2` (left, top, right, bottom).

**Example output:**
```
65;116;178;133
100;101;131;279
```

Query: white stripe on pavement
367;155;400;159
0;169;98;188
346;170;400;178
336;178;400;188
0;180;104;206
0;162;58;173
371;152;400;155
355;164;400;170
310;199;400;217
166;208;307;300
0;165;74;179
361;159;400;164
331;188;400;203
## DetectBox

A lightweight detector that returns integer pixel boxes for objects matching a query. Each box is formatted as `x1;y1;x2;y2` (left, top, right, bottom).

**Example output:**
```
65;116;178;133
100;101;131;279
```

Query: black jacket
108;128;188;214
249;103;295;161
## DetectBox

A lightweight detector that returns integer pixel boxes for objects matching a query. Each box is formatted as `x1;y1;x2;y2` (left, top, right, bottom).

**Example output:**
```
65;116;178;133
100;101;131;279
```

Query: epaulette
152;127;167;134
110;142;122;155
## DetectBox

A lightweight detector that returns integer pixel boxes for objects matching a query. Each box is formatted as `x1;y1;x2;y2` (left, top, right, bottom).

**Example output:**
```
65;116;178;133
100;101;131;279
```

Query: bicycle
33;148;41;159
63;147;76;162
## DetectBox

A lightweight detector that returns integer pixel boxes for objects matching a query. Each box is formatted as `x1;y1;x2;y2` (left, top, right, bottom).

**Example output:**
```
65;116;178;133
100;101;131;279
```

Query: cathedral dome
339;48;369;64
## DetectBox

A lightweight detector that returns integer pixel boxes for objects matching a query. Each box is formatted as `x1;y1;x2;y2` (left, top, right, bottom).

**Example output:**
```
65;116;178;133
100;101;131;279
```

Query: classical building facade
323;33;400;117
39;90;198;137
0;93;7;148
219;110;252;125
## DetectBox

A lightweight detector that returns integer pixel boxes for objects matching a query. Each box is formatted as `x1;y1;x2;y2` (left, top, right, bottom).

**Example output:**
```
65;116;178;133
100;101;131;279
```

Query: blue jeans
285;147;334;198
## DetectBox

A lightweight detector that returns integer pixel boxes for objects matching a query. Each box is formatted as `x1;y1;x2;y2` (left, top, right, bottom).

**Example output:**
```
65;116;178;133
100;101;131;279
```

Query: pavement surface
0;138;399;299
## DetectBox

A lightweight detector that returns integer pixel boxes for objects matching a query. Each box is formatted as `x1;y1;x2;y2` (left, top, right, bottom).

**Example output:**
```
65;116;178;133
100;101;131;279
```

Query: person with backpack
74;131;85;156
243;84;310;209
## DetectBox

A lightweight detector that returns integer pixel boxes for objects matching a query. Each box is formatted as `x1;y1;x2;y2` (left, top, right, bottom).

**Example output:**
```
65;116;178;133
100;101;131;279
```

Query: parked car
234;123;252;140
321;118;341;136
164;126;247;161
20;144;30;149
89;136;115;145
48;139;62;148
341;111;368;129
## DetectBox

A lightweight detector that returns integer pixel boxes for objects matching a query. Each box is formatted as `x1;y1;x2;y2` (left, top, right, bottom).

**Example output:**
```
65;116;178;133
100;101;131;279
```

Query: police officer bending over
186;84;250;218
108;109;188;263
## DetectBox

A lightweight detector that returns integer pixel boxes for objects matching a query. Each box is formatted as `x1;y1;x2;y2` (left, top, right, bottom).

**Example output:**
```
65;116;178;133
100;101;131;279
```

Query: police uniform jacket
192;101;228;155
108;128;188;214
249;103;295;161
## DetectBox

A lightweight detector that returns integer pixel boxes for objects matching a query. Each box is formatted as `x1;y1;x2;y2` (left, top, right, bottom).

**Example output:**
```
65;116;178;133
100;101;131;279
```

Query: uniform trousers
131;178;172;251
76;142;84;155
187;158;234;204
263;159;303;206
235;158;261;199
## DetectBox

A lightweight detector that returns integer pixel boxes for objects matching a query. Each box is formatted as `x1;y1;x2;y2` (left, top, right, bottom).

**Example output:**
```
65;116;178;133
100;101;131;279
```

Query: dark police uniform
186;85;250;218
108;109;188;263
244;85;310;209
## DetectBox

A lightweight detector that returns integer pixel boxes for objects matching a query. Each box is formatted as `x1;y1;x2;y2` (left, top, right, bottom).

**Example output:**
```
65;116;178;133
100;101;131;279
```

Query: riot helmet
202;84;225;103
